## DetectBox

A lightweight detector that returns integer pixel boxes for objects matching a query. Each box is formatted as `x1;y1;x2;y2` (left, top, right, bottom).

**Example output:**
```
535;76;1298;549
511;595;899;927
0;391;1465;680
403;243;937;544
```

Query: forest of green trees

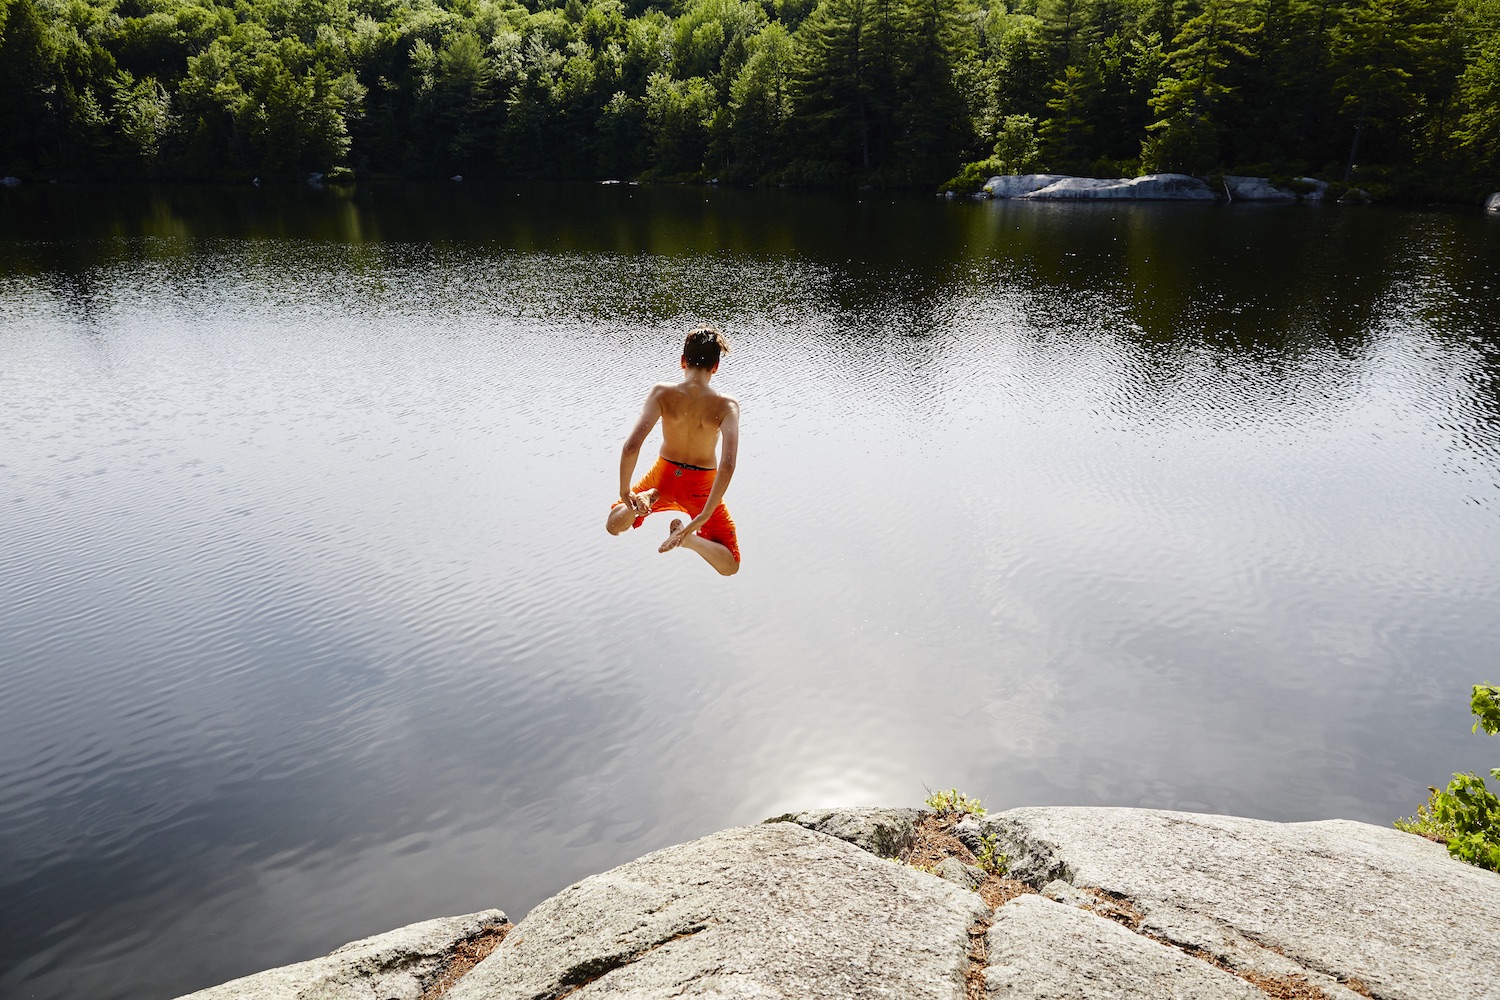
1;0;1497;196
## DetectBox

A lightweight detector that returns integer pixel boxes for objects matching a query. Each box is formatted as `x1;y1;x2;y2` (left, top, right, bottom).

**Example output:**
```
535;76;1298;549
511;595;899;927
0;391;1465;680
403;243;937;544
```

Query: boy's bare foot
660;519;686;553
633;488;659;515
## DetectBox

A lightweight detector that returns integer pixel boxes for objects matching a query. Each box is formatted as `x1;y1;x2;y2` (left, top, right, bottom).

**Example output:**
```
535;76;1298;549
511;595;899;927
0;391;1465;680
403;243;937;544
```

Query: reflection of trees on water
3;184;1497;437
912;202;1500;447
957;202;1420;348
42;269;110;341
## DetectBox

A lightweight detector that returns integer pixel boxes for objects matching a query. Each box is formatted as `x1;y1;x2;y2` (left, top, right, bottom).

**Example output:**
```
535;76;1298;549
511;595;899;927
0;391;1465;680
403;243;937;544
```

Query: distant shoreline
4;175;1497;213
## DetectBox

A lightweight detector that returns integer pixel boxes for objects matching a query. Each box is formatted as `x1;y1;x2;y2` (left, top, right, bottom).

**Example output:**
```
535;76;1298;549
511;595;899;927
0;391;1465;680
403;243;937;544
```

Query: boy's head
682;325;730;371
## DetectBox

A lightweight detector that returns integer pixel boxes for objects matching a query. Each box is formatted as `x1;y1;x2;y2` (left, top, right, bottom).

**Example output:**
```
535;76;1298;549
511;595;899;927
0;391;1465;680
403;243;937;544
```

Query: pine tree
1141;0;1258;172
1330;0;1452;178
893;0;971;183
788;0;897;175
1452;5;1500;177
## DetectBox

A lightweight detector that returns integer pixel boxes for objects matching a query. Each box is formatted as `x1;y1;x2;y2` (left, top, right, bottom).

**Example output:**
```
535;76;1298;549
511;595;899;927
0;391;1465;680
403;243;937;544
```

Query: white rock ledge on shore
981;173;1335;202
1023;173;1217;201
981;174;1071;198
176;807;1500;1000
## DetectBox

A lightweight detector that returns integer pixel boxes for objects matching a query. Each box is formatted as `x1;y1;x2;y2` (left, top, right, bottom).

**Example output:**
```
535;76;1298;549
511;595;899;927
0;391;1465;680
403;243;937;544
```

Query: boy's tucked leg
680;530;740;576
606;503;636;535
606;486;660;536
658;503;739;575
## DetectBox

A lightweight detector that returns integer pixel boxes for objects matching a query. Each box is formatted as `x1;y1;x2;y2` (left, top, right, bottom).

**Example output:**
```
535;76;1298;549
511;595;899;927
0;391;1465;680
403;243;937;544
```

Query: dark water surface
2;184;1499;999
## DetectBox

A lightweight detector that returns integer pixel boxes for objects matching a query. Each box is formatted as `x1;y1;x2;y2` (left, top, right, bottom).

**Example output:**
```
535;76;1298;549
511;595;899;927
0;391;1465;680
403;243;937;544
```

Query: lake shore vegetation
1396;684;1500;872
1;0;1497;197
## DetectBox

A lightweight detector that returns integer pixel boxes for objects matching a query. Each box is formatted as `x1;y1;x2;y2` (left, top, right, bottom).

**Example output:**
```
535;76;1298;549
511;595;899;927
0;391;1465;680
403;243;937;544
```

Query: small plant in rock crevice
1396;684;1500;872
975;833;1009;876
925;787;987;817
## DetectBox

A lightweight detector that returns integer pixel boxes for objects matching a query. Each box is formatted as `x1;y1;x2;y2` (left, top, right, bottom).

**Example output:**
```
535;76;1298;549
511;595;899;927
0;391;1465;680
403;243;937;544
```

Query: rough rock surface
778;806;922;859
933;857;987;891
986;894;1265;999
982;807;1500;1000
446;822;986;1000
177;909;509;1000
1038;878;1095;909
952;815;984;854
1486;192;1500;212
1224;176;1298;201
177;806;1500;1000
1021;174;1217;201
982;174;1070;198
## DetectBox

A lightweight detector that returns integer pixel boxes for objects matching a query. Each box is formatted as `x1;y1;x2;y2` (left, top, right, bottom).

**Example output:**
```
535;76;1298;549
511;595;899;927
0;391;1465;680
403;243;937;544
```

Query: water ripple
2;192;1499;1000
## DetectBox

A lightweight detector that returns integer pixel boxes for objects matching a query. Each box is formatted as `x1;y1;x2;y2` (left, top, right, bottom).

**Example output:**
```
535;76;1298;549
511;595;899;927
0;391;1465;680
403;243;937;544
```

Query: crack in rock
985;895;1267;999
985;808;1500;999
550;925;709;999
417;927;513;1000
1036;881;1357;1000
964;912;992;1000
1200;924;1375;1000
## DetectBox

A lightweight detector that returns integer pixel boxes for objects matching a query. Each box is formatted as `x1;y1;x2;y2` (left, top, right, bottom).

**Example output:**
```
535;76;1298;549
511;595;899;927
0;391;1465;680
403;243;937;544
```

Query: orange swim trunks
613;457;740;563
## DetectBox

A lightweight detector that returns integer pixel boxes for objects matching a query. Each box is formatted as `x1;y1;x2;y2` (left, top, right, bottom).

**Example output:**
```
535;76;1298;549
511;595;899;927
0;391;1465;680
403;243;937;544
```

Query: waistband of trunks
663;457;715;473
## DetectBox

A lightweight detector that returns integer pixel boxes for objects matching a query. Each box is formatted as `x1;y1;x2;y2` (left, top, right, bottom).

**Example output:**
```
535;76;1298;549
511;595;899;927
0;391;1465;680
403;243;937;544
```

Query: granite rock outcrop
178;909;509;1000
176;806;1500;1000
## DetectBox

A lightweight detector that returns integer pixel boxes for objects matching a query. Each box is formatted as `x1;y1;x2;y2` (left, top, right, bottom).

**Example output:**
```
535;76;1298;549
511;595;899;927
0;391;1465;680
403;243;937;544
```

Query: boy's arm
671;401;739;540
620;387;663;508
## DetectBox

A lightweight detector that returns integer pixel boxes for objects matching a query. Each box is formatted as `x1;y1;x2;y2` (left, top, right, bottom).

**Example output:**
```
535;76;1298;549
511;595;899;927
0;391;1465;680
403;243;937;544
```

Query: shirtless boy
606;326;740;576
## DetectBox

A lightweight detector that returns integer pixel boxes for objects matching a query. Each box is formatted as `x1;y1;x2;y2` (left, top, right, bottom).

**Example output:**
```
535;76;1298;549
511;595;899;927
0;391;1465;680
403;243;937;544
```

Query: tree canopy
0;0;1495;196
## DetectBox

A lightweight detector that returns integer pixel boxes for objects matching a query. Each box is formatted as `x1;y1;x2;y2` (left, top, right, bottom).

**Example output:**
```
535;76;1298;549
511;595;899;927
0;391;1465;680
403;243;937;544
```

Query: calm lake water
2;184;1499;999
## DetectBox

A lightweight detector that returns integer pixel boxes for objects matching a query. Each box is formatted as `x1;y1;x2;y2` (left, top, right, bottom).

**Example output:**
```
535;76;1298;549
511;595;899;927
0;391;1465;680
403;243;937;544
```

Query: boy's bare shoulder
645;382;678;401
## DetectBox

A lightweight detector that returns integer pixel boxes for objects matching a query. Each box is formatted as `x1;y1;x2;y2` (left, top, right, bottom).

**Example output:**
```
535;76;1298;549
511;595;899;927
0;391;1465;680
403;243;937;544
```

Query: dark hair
682;325;730;369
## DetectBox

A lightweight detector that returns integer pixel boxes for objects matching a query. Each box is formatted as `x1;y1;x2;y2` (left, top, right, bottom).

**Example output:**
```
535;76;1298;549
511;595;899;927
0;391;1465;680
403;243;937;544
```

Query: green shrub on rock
975;832;1008;875
924;787;986;817
1396;685;1500;872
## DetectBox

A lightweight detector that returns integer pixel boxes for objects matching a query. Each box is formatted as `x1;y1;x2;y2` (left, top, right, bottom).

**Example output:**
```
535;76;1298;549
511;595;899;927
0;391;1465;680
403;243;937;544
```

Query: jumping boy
606;326;740;576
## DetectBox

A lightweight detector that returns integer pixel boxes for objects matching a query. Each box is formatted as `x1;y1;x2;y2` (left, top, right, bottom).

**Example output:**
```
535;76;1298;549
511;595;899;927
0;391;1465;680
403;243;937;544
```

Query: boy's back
654;380;735;470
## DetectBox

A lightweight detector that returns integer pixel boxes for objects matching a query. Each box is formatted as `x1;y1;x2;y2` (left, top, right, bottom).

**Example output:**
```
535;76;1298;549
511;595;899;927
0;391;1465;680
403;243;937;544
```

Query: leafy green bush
975;832;1008;875
1473;684;1500;735
1396;685;1500;872
940;159;1003;194
942;115;1044;193
1395;788;1453;841
924;787;986;817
